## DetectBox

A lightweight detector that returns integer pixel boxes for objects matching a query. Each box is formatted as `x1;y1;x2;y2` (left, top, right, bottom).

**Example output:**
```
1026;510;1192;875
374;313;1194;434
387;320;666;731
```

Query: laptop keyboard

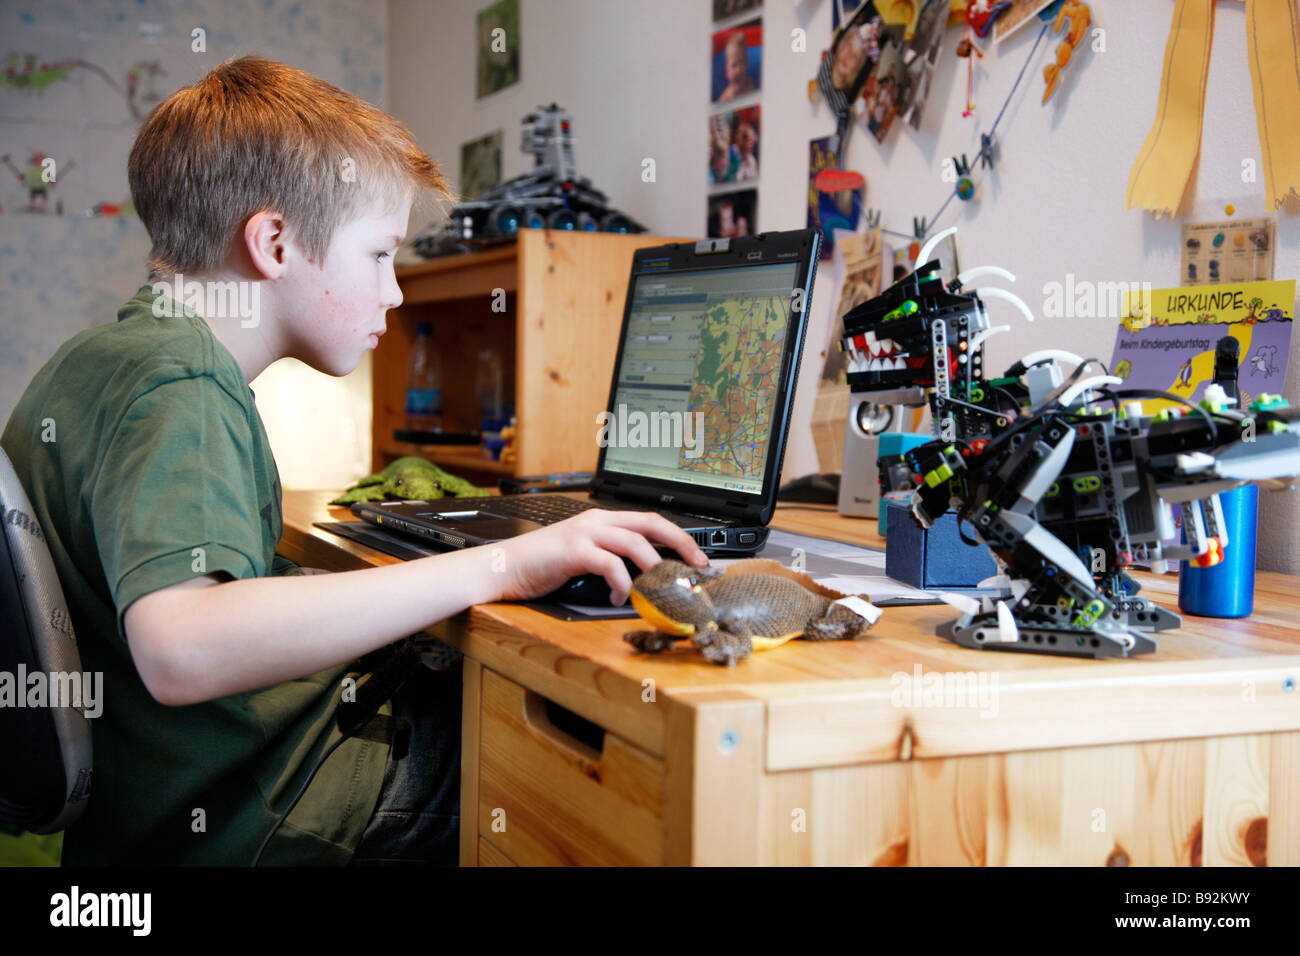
486;494;598;524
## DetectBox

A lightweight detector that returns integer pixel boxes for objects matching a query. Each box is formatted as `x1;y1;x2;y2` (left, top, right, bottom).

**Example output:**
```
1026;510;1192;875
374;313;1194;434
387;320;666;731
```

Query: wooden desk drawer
477;668;664;865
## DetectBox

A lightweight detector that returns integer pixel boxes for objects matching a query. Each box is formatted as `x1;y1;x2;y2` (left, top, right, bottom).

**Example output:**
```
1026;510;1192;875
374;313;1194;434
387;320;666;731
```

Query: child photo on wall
708;107;760;184
707;189;757;238
712;19;762;103
863;40;908;141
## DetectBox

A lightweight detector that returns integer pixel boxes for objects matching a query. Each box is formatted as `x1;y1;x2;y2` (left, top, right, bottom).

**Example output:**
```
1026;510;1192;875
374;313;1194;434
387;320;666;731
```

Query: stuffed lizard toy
329;456;491;504
623;559;882;666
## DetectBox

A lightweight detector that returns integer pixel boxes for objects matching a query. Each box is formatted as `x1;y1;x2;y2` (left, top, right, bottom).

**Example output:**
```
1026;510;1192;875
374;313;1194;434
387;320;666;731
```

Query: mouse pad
313;521;640;621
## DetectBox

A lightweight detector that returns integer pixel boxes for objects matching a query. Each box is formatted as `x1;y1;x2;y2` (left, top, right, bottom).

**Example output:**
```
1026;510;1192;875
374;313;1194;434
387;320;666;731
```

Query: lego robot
837;228;1300;658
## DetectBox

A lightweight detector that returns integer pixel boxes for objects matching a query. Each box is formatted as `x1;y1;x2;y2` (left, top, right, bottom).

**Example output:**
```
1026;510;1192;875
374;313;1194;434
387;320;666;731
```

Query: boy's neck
151;272;285;384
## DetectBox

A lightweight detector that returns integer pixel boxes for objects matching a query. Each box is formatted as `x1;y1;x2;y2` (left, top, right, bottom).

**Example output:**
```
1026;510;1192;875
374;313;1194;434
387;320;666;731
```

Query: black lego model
412;103;646;258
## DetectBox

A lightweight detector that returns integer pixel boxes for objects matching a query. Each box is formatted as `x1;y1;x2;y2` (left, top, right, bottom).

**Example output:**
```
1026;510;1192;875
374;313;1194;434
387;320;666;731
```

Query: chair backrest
0;445;91;834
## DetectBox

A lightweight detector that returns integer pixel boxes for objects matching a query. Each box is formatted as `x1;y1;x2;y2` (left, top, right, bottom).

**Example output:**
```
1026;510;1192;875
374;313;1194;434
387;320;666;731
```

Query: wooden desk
279;491;1300;866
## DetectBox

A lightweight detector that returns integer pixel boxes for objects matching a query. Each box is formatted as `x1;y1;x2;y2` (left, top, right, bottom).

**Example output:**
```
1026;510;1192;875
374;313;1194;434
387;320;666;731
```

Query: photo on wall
708;106;760;184
816;1;895;134
713;0;762;21
862;36;908;142
459;131;503;200
707;188;757;238
994;0;1058;43
476;0;520;99
711;18;762;103
899;0;949;130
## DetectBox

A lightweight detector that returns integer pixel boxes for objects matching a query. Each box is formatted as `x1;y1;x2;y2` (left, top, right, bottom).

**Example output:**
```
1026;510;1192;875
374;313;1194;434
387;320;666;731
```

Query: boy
0;56;706;865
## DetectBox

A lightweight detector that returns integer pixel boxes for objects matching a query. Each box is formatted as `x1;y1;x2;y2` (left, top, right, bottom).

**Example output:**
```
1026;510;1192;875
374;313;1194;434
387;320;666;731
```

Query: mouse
777;472;841;504
536;549;682;606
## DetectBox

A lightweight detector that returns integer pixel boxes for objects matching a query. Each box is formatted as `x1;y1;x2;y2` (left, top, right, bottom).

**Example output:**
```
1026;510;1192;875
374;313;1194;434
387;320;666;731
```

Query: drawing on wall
2;52;165;119
459;131;502;200
476;0;520;99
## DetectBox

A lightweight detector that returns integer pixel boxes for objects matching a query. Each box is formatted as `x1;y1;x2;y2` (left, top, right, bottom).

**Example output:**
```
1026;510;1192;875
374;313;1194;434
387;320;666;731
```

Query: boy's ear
244;210;290;280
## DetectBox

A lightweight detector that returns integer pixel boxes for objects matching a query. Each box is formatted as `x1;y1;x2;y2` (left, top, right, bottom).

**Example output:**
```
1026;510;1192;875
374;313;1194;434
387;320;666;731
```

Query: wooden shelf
374;229;693;477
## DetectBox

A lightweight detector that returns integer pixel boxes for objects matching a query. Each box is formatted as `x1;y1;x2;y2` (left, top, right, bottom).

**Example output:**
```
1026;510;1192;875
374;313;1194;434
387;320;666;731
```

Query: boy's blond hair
129;56;450;279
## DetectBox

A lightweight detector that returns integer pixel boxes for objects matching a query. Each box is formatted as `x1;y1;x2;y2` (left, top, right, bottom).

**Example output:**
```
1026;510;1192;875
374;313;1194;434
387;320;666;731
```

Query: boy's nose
382;276;403;311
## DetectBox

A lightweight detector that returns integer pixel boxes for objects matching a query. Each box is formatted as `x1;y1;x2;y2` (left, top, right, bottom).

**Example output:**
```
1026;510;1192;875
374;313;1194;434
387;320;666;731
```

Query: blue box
885;500;997;589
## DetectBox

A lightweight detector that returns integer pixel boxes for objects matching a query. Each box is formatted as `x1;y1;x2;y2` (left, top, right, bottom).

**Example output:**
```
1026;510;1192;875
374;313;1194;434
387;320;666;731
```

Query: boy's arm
123;509;706;706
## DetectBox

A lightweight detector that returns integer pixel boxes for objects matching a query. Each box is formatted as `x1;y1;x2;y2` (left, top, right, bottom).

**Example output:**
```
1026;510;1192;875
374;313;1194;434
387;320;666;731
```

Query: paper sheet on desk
708;527;997;605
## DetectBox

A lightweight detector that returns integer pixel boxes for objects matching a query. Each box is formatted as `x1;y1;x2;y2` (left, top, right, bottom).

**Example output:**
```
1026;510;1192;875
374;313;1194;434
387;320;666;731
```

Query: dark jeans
349;660;462;866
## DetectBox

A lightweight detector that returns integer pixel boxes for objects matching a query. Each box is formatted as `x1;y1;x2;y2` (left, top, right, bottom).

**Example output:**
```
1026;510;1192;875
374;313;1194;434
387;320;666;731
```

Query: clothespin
912;216;928;239
865;208;882;229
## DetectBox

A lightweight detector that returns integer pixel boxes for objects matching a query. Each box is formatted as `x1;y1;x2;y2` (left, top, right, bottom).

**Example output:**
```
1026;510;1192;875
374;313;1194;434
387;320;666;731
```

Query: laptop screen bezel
590;228;820;524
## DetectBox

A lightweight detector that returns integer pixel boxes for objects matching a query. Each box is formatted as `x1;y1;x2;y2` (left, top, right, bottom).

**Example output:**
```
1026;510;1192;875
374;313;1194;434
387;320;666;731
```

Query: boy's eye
374;251;390;261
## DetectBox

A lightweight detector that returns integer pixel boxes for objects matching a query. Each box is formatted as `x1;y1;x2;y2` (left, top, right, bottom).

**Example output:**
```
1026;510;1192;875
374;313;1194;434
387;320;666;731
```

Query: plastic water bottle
406;322;443;433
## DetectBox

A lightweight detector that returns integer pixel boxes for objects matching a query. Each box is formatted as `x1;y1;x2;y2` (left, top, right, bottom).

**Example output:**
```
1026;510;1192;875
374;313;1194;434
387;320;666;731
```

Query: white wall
389;0;1299;572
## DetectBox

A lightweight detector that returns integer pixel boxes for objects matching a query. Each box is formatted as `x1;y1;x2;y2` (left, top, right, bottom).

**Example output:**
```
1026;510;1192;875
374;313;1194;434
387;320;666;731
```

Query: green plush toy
330;456;491;504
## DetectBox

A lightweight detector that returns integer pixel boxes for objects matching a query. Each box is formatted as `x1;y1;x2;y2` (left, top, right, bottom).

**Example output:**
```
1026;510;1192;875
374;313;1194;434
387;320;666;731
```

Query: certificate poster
1113;280;1294;414
1180;217;1275;286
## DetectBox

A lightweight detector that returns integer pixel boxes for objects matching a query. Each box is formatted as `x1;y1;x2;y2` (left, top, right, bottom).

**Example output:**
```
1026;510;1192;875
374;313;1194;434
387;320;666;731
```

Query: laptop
351;227;821;556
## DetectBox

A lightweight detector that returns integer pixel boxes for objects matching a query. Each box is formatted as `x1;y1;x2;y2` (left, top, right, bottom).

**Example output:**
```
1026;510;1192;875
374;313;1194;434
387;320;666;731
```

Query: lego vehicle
412;103;646;258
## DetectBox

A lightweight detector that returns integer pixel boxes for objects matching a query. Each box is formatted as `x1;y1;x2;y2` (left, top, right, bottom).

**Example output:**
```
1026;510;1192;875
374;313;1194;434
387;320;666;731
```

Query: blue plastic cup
1178;485;1258;618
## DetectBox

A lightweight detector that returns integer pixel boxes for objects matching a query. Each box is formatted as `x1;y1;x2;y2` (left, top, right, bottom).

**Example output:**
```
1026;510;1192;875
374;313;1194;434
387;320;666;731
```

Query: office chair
0;445;91;834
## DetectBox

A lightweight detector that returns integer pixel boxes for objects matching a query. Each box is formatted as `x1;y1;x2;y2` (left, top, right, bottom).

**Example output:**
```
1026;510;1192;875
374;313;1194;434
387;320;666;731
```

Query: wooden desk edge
279;492;1300;770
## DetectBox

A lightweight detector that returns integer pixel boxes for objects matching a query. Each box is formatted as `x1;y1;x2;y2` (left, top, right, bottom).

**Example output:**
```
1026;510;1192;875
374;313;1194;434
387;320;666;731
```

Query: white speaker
837;398;903;517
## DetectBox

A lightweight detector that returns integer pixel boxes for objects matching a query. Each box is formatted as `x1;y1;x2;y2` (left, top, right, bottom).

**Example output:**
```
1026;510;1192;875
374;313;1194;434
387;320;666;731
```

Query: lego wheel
599;212;632;233
486;203;524;238
576;211;598;231
547;208;578;230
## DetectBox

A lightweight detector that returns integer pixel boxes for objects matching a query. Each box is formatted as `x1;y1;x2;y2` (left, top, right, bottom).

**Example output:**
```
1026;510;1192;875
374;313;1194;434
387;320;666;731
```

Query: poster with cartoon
1113;280;1295;415
807;136;864;259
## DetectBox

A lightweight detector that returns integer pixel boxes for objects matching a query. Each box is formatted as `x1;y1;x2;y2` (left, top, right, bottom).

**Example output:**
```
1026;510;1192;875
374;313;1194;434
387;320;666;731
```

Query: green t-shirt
0;286;390;865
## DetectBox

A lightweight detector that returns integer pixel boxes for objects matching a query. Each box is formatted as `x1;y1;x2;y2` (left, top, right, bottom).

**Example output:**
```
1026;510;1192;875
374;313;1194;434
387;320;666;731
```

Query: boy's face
277;196;409;376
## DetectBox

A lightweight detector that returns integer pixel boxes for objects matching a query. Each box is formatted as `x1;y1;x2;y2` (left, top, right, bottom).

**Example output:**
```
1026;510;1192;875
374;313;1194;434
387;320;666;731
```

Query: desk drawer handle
522;690;606;760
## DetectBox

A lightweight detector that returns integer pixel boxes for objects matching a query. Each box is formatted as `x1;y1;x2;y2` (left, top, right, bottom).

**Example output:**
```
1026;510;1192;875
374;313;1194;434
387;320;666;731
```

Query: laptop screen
600;261;801;496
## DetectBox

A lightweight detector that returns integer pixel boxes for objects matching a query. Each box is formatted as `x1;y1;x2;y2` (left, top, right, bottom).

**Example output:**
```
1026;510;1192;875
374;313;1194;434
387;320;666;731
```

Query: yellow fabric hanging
1246;0;1300;210
1127;0;1300;217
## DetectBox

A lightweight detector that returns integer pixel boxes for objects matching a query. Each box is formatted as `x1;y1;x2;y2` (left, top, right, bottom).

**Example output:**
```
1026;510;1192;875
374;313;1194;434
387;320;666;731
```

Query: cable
918;21;1053;241
1108;388;1220;444
250;733;351;867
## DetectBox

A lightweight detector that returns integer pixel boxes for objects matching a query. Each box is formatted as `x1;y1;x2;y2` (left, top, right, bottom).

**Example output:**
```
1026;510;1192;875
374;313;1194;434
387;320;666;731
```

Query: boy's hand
490;509;709;606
